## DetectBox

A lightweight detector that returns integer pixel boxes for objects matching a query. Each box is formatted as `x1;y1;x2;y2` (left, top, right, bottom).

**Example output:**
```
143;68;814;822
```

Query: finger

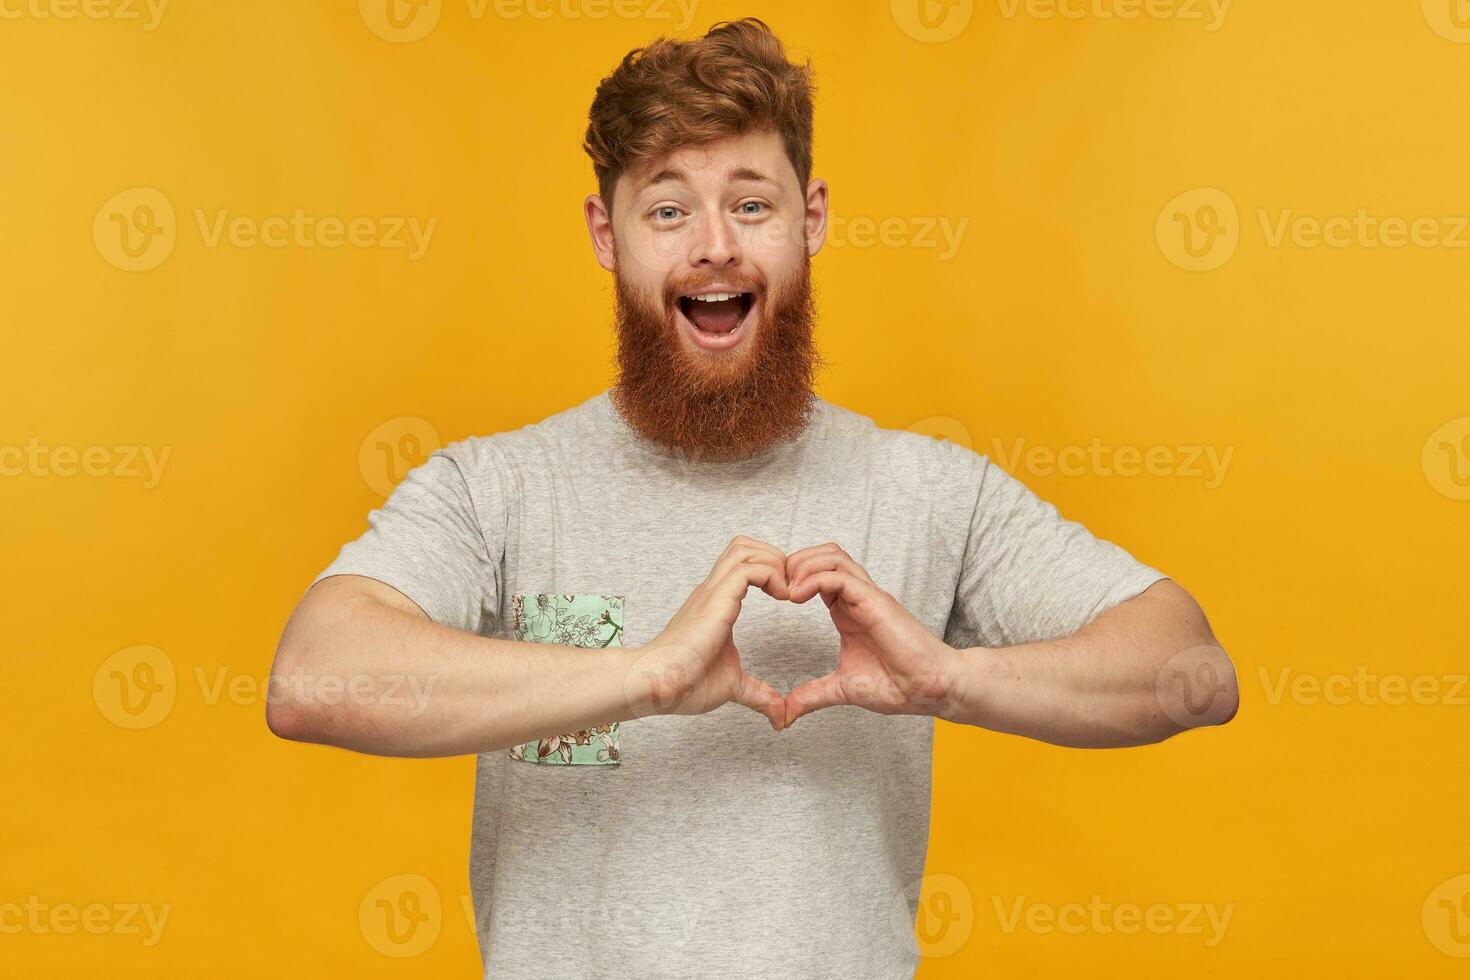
708;540;790;597
707;561;787;623
787;568;876;609
731;550;791;600
785;671;847;725
787;552;875;593
713;535;787;576
732;668;787;731
783;542;841;578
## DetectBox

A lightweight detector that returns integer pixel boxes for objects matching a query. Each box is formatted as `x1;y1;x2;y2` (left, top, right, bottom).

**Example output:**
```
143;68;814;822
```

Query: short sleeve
942;456;1168;650
312;446;503;634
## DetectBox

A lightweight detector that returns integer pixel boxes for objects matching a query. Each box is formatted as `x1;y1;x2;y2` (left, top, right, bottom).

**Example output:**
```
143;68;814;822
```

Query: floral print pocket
506;593;625;766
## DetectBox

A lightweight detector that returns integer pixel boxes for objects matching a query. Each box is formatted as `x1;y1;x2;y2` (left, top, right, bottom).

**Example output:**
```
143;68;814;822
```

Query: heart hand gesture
782;542;961;725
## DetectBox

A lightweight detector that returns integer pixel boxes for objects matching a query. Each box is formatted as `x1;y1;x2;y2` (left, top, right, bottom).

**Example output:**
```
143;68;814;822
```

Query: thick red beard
609;251;824;462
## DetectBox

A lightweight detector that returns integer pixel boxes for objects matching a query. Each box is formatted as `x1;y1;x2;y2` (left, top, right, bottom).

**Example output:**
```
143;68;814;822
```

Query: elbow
264;640;336;745
265;685;314;743
1205;658;1240;728
1151;641;1239;740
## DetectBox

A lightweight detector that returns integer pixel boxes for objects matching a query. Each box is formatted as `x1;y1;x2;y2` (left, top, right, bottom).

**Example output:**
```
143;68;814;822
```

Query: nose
688;208;741;270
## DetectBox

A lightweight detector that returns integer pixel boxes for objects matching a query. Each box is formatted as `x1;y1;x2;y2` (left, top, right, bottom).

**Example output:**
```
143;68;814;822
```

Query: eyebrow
641;165;779;189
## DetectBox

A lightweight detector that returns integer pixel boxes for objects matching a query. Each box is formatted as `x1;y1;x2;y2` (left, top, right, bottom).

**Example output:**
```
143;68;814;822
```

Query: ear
584;193;617;273
803;178;829;257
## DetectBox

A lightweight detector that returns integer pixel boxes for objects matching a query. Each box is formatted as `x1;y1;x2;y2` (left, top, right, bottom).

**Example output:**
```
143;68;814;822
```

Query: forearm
937;580;1238;748
266;578;652;758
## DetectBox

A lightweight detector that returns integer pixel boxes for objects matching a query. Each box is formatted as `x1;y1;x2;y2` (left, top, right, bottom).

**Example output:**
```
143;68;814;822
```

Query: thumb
732;668;787;731
785;671;846;726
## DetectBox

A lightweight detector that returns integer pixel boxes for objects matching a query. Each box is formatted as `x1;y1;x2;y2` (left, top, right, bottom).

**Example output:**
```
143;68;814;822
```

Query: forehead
618;128;797;200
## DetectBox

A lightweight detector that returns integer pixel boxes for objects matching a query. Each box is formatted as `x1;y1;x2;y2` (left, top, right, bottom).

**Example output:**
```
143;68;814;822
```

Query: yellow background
3;1;1467;975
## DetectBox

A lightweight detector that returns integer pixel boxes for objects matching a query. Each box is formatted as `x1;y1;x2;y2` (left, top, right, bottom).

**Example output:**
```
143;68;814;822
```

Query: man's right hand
628;535;791;731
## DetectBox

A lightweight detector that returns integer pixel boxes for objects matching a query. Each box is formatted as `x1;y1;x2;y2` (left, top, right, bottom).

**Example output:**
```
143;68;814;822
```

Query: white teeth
689;292;741;302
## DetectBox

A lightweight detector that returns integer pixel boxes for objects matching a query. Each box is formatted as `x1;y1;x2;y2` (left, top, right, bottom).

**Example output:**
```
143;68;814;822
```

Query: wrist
935;642;1003;725
621;643;700;718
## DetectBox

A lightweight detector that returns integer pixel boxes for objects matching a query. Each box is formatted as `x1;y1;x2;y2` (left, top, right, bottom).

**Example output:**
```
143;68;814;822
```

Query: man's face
585;128;830;460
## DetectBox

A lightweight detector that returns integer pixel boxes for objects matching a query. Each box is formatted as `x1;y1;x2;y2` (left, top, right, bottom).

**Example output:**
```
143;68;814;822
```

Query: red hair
583;17;815;212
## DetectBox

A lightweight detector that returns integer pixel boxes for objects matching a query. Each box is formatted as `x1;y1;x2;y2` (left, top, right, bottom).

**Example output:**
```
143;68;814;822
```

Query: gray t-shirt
314;388;1166;978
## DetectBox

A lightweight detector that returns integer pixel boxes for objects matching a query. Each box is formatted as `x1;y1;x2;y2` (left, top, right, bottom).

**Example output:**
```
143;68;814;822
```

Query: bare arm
265;537;792;757
264;575;653;758
939;579;1239;747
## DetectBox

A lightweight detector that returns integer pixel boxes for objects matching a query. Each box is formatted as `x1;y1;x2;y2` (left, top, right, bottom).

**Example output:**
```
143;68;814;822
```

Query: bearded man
267;17;1237;978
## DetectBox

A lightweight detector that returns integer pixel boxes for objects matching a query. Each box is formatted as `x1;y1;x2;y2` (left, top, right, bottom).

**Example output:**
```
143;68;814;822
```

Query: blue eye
653;206;680;221
738;201;767;215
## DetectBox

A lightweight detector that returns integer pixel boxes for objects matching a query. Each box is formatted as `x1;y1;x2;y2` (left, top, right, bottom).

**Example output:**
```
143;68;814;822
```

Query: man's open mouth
676;291;755;337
